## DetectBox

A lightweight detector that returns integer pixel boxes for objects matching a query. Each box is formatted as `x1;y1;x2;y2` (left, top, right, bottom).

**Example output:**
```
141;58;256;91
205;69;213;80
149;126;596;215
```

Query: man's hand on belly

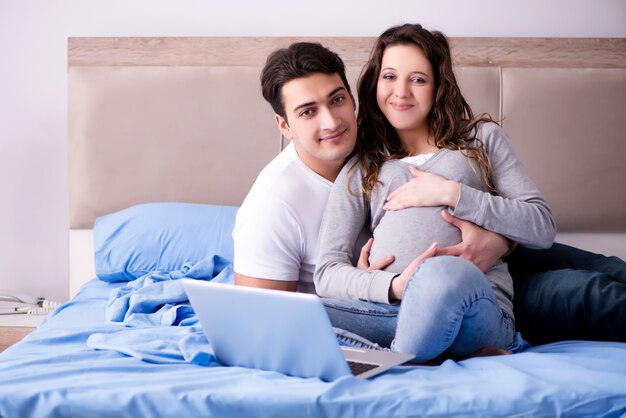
437;211;512;272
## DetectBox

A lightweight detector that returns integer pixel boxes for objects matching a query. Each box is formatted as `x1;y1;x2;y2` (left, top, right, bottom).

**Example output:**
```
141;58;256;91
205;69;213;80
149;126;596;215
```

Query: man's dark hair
260;42;350;120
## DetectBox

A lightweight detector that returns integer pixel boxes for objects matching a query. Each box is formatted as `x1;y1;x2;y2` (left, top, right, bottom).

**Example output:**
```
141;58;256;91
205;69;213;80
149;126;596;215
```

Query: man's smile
320;128;347;143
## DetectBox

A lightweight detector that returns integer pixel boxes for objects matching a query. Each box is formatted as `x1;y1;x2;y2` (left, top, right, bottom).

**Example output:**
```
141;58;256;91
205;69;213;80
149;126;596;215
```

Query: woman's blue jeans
323;256;515;362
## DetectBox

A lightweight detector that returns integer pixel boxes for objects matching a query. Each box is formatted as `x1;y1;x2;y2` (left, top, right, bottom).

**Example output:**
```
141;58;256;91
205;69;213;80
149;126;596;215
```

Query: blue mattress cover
1;278;625;418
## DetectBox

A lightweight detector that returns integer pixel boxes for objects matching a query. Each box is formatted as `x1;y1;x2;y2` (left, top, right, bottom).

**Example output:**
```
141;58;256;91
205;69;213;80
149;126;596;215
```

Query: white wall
1;0;625;302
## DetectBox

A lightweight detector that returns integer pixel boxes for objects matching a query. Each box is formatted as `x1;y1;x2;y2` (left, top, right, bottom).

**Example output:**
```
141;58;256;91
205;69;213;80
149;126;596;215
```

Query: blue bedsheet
1;278;626;418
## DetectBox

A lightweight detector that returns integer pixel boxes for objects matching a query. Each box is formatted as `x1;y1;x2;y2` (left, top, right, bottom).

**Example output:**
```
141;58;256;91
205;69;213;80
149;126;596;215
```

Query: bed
0;36;625;418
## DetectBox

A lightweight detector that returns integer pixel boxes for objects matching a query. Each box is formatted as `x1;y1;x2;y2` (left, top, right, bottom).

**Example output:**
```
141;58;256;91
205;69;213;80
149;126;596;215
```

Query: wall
1;0;625;302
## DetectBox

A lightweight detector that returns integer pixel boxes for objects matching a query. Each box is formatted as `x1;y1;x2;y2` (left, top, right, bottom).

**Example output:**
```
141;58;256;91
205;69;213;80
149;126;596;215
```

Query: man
232;42;362;295
233;42;626;345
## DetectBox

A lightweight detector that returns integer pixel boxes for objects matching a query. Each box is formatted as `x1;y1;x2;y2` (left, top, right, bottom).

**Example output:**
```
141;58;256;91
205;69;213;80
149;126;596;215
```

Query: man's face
276;73;357;181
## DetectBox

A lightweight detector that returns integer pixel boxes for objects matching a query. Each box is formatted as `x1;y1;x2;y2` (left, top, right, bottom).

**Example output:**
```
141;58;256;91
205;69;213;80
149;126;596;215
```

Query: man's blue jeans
323;256;515;362
507;242;626;344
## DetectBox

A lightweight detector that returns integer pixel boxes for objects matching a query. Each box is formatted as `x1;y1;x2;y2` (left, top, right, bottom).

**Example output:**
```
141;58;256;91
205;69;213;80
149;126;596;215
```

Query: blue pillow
94;202;239;282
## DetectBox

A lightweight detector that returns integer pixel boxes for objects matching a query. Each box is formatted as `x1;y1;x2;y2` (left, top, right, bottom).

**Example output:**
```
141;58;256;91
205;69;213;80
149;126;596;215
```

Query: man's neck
309;160;344;182
293;147;344;182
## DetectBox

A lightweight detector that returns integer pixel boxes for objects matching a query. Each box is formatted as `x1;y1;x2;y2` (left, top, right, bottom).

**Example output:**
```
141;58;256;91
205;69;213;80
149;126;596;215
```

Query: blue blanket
87;255;232;364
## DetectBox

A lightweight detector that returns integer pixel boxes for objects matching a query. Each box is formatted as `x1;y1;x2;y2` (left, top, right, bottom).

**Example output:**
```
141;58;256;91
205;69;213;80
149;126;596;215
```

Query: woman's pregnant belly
369;206;461;274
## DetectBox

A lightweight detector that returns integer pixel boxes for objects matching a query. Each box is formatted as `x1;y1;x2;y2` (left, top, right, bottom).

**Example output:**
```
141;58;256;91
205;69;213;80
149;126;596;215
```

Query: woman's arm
450;123;556;248
314;160;397;303
383;123;555;248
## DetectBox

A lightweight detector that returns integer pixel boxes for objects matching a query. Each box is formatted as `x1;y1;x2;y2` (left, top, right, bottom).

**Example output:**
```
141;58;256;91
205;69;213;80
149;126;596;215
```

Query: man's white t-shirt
233;143;333;294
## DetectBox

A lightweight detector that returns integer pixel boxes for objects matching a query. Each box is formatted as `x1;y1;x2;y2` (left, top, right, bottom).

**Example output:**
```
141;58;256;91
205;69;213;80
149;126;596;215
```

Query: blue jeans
507;242;626;344
324;256;515;362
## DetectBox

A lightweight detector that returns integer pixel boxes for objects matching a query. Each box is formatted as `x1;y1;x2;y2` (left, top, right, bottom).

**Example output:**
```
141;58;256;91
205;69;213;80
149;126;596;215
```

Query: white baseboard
69;230;95;298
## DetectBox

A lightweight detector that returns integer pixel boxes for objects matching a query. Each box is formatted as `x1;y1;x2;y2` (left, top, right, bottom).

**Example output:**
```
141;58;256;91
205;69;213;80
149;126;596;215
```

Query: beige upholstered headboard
68;37;626;294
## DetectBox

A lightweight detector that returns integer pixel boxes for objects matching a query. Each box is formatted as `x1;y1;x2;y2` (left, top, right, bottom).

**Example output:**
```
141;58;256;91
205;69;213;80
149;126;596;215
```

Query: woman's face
376;44;434;136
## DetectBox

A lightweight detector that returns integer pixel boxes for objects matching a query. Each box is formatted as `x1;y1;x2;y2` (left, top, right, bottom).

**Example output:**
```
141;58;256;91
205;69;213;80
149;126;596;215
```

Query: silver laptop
181;279;414;381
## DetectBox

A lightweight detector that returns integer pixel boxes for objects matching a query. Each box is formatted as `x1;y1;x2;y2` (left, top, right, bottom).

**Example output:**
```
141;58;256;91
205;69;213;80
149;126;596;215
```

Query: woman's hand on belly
383;167;460;210
357;238;395;271
389;242;438;301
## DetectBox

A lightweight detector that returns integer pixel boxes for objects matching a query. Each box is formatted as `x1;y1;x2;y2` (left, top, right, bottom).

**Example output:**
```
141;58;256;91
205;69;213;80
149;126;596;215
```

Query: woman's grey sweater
314;123;556;318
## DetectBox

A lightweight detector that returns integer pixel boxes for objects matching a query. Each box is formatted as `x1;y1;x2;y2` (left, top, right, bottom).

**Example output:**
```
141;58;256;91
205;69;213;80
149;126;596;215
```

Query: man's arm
234;273;298;292
236;238;396;293
233;192;303;292
437;210;514;272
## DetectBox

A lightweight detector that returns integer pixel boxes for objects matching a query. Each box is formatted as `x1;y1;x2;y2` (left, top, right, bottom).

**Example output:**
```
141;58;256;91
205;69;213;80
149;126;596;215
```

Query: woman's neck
397;126;438;156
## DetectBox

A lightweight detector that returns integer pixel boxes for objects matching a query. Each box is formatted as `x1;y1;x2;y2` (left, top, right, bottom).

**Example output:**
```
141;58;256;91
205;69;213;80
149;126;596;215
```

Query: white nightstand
0;314;45;352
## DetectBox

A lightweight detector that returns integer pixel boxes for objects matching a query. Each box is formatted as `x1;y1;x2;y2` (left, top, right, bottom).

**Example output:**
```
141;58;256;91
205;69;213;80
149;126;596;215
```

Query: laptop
181;279;414;381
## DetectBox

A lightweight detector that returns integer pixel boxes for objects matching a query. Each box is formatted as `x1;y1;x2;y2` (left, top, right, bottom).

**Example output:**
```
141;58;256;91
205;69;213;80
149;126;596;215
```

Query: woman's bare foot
405;346;511;366
458;346;511;360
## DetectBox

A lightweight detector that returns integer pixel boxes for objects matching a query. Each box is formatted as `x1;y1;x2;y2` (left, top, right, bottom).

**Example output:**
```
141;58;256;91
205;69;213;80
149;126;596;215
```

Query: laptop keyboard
347;360;378;376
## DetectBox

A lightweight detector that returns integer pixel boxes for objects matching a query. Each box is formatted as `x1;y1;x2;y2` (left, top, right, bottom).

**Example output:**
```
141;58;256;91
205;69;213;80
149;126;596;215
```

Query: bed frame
67;37;626;296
